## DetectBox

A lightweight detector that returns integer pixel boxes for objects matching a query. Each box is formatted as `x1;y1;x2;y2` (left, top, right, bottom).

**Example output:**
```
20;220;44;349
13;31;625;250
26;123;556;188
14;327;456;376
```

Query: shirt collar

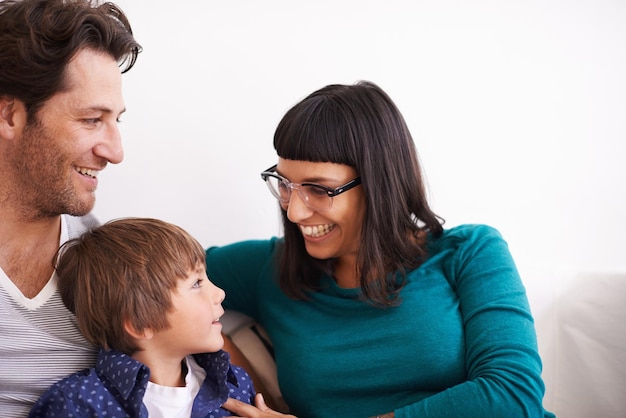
95;349;150;400
193;350;240;386
96;349;242;407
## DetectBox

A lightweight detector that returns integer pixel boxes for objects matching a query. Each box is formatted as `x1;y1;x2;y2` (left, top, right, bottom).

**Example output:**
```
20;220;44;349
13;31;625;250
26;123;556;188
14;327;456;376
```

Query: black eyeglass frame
260;164;362;202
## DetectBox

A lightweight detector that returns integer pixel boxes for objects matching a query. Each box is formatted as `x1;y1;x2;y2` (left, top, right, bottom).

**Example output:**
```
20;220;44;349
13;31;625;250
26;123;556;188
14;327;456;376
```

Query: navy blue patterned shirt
28;348;255;417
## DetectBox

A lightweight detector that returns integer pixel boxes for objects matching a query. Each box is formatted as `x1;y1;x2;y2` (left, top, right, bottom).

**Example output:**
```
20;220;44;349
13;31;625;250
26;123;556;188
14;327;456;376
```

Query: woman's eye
308;186;329;197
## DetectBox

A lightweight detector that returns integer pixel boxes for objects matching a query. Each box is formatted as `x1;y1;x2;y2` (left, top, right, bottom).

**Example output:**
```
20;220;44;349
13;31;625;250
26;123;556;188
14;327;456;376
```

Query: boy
28;218;255;417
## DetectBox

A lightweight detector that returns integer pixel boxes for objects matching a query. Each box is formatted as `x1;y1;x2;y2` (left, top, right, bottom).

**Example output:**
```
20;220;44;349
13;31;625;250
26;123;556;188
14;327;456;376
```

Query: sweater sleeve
396;225;553;418
205;238;280;320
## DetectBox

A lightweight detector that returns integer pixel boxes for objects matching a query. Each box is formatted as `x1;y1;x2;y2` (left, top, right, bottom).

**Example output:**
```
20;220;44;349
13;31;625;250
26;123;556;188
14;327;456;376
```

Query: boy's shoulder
41;367;103;402
48;367;100;390
28;368;105;417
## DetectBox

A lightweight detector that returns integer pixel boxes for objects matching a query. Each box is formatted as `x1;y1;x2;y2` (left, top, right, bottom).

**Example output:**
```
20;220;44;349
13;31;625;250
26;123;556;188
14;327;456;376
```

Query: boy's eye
192;279;203;288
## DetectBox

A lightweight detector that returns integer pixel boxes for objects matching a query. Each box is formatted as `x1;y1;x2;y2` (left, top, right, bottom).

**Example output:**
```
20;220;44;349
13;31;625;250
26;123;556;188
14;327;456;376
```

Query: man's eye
84;118;101;124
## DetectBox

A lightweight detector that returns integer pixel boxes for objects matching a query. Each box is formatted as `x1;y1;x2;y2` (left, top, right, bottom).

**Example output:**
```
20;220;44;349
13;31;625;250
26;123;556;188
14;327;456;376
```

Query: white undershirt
143;356;207;418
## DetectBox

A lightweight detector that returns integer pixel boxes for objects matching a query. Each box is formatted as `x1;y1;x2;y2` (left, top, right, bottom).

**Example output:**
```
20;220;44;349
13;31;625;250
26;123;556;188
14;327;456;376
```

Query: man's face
9;48;126;218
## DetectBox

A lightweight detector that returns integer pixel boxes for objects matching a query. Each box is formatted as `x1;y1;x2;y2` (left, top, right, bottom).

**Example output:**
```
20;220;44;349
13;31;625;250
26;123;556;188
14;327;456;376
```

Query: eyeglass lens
265;175;331;211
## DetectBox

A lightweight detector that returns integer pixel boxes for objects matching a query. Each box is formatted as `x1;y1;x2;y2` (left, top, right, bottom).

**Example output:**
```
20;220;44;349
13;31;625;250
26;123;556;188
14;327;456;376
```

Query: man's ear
123;319;154;341
0;96;26;140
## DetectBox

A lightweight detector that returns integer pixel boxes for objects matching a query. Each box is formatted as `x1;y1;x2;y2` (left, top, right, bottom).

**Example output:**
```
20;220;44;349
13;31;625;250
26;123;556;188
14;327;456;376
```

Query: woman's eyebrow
276;170;343;184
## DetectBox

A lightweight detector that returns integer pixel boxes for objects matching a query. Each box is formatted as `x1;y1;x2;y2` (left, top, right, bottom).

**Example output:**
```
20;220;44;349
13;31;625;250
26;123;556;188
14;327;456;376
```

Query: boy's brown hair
56;217;206;354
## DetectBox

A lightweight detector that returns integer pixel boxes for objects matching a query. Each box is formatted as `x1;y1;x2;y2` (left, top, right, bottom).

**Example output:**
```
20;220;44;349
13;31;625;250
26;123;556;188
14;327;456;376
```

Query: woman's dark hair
0;0;142;119
274;81;444;307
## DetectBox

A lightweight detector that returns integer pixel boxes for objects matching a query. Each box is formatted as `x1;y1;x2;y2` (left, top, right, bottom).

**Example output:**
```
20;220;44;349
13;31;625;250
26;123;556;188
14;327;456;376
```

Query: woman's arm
394;226;552;417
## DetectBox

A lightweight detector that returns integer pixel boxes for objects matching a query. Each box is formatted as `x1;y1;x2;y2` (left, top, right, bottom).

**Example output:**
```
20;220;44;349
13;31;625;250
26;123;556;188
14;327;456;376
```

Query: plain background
96;0;625;273
93;1;625;414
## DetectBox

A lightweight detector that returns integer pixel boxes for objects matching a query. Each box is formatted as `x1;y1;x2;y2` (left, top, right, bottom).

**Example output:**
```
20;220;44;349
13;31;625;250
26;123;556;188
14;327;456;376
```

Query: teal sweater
206;224;554;418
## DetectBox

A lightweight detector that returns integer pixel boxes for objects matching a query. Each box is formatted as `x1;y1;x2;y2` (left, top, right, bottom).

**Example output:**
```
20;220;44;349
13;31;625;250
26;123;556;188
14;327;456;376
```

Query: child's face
156;264;226;355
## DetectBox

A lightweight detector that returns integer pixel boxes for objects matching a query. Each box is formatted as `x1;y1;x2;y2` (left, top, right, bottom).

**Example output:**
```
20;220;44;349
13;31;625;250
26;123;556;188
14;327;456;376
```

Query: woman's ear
0;96;26;140
124;319;154;341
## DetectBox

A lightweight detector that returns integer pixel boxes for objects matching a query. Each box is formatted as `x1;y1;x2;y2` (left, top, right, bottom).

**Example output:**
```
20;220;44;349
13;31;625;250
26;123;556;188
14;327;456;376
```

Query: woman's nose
286;190;315;223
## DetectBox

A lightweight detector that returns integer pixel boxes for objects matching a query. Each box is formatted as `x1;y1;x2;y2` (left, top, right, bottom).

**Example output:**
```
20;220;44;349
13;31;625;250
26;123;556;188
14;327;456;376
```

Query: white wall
95;0;626;283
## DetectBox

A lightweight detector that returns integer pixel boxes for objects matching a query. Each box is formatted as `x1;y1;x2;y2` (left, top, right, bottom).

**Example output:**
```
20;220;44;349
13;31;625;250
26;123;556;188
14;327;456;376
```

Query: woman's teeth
300;224;334;238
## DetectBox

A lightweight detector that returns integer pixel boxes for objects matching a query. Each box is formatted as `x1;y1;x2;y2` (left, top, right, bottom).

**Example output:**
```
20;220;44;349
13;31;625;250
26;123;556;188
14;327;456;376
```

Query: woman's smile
299;223;335;238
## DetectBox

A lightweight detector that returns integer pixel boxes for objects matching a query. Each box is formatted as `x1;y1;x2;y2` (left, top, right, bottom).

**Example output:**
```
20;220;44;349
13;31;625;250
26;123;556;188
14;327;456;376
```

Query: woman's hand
224;393;297;417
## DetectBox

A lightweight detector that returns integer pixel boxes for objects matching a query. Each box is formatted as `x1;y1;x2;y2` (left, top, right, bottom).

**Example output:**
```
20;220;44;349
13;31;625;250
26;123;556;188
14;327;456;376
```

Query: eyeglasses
260;164;361;212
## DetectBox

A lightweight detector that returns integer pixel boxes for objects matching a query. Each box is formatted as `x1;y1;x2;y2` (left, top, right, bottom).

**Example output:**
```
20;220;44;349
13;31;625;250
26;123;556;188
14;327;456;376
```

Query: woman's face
276;158;366;264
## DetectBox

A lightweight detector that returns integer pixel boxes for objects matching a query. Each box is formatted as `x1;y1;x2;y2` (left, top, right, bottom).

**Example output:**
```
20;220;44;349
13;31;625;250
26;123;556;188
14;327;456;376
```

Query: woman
207;81;554;418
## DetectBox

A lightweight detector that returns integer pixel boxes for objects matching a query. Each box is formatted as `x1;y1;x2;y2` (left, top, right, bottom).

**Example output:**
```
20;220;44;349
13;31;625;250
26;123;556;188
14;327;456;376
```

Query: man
0;0;141;416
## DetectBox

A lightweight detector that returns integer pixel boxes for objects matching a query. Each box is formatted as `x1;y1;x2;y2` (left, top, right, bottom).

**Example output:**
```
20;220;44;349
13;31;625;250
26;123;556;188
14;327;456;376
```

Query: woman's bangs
274;98;355;165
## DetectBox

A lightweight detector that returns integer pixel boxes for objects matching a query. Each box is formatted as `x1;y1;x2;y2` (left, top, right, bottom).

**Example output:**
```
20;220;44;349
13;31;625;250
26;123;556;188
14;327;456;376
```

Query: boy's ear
0;96;26;140
123;319;154;341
